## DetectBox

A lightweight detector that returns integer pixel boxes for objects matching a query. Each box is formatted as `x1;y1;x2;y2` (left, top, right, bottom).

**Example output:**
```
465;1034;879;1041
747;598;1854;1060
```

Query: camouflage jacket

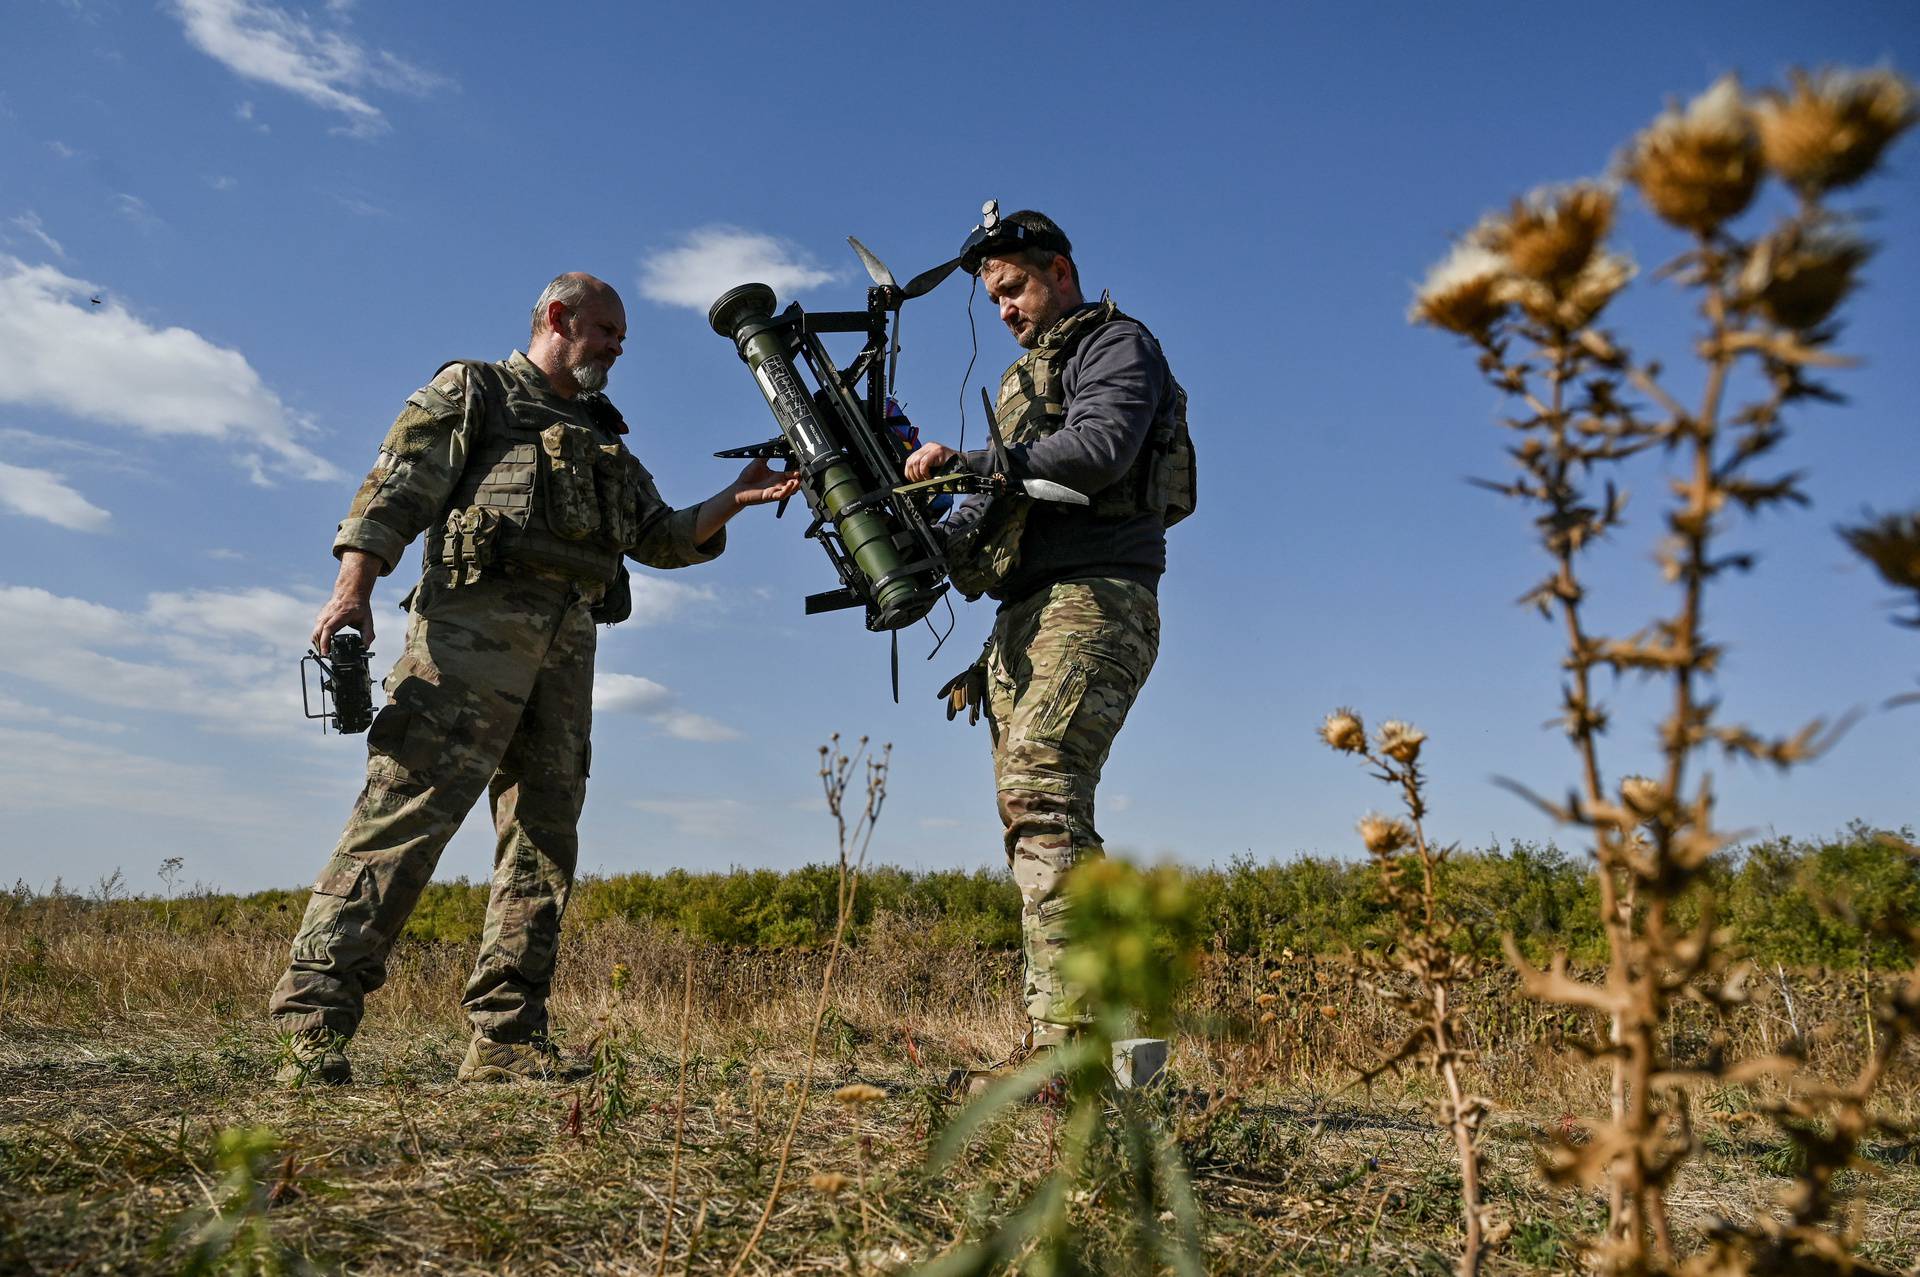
333;351;722;580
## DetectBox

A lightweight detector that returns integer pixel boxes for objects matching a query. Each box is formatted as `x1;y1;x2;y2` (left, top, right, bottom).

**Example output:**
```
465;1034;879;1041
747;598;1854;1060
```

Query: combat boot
457;1033;588;1083
275;1027;352;1087
944;1039;1065;1103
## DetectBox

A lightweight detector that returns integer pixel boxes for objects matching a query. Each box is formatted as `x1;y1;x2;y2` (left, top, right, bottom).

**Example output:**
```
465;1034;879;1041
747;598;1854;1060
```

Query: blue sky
2;1;1915;896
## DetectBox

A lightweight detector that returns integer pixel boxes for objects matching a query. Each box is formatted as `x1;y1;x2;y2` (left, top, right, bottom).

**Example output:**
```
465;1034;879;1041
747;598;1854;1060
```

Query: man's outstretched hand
731;457;801;507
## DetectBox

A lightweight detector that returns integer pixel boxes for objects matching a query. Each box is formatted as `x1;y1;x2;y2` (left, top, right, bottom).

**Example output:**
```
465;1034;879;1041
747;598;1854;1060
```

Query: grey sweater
944;307;1174;604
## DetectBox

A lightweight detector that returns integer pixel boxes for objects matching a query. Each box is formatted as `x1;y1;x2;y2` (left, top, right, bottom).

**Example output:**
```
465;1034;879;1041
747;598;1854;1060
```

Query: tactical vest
946;299;1196;599
421;360;649;587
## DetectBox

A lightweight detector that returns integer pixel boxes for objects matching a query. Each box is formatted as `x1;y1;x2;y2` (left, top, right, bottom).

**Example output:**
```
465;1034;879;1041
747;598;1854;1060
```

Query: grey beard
571;361;609;392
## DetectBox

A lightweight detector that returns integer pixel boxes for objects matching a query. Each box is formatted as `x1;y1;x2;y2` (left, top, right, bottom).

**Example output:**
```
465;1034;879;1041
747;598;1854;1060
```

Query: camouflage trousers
984;577;1160;1047
269;567;601;1044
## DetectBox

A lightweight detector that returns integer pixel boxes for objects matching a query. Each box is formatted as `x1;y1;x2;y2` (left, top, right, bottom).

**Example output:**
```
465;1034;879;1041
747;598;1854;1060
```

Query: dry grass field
3;900;1915;1275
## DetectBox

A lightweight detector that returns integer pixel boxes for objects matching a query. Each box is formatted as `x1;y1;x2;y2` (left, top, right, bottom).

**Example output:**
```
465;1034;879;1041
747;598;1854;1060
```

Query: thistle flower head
1619;775;1668;819
833;1083;886;1105
1319;707;1367;753
1738;218;1873;330
1358;813;1412;855
1376;720;1427;764
1481;182;1617;286
1499;251;1636;331
1755;67;1918;195
1840;512;1920;593
1625;74;1762;233
1409;240;1511;337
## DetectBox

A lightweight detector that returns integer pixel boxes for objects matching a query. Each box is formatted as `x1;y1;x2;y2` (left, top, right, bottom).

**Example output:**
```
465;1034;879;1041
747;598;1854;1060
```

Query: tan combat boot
275;1027;352;1087
457;1034;587;1083
944;1034;1065;1103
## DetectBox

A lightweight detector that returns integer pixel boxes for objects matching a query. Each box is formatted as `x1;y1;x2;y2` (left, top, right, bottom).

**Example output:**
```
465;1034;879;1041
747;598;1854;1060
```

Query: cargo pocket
1035;893;1075;929
365;704;459;792
540;423;602;540
1028;659;1090;747
291;856;368;963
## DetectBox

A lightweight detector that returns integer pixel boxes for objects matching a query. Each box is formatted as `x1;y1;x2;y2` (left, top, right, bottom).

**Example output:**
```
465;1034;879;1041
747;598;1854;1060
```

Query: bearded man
904;209;1195;1071
270;273;795;1084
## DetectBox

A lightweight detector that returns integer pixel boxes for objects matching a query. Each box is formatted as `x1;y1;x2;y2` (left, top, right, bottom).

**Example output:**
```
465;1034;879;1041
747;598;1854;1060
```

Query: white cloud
0;583;324;737
47;141;79;159
594;673;672;715
0;462;110;531
627;571;716;626
208;175;239;191
628;796;751;840
0;694;124;734
0;255;339;482
655;710;741;743
594;671;742;742
8;212;65;259
331;192;386;217
638;227;839;311
0;724;274;825
112;193;159;230
171;0;444;138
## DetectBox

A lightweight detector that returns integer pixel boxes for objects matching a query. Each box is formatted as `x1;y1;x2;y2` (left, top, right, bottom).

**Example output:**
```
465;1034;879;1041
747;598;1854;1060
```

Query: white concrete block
1112;1037;1169;1088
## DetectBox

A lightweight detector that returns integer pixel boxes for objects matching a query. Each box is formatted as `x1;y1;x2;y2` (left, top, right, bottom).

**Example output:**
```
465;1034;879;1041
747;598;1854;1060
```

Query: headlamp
959;199;1071;275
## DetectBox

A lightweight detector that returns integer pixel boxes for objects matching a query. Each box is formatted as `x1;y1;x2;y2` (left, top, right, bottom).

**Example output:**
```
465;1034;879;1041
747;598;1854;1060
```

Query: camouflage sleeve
332;365;474;576
623;460;726;569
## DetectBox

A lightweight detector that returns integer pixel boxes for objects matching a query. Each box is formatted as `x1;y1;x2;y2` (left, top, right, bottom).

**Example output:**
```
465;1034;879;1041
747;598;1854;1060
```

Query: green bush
12;827;1914;964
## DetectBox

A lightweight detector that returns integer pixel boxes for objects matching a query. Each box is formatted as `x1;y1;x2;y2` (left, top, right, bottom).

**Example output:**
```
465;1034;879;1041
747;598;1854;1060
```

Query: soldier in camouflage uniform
906;211;1194;1065
270;273;796;1085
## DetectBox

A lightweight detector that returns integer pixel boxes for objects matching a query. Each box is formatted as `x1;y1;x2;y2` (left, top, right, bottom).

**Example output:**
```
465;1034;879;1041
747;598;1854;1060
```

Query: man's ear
1050;254;1081;301
544;300;572;338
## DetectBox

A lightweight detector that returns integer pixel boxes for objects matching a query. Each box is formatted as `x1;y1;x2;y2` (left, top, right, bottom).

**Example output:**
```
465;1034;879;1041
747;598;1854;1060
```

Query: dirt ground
3;918;1916;1274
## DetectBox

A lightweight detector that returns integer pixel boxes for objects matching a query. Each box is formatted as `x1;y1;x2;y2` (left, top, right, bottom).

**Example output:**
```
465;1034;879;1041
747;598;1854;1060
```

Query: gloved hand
936;660;988;726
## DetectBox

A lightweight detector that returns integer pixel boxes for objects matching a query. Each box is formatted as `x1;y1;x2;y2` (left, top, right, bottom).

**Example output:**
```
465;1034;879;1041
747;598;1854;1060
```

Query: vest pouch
440;505;504;586
1158;383;1196;527
594;444;644;550
1159;433;1196;527
945;496;1033;600
539;423;602;541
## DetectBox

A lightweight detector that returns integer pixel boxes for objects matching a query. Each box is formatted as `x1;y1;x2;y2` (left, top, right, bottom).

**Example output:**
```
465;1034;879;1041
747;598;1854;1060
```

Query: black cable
956;272;980;454
922;592;957;661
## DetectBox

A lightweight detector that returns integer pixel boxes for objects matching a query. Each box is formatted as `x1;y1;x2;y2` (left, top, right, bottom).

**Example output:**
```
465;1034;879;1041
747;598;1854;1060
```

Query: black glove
935;657;988;726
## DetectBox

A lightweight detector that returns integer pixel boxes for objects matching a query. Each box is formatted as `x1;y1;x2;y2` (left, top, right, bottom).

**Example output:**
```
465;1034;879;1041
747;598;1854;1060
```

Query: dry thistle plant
1411;65;1914;1275
726;734;889;1277
1839;507;1920;709
1318;709;1490;1277
1695;912;1920;1277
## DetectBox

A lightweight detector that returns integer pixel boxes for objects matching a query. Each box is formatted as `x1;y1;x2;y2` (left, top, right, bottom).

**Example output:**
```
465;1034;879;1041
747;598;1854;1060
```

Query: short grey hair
529;274;599;341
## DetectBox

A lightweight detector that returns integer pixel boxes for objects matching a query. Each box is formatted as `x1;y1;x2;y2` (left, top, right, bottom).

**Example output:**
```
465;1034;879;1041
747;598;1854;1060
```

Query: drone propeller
902;256;961;300
847;236;897;290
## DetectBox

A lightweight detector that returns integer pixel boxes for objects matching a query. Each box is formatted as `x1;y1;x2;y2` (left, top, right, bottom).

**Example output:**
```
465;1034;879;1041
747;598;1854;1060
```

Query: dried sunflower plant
1409;66;1915;1275
1319;710;1490;1277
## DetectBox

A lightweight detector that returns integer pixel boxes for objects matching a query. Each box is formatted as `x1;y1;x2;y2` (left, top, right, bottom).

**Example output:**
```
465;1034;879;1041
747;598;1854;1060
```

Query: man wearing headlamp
906;207;1195;1074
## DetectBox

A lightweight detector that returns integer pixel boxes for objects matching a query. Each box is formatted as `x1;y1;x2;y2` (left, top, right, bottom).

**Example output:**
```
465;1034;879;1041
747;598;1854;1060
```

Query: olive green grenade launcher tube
709;285;920;620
